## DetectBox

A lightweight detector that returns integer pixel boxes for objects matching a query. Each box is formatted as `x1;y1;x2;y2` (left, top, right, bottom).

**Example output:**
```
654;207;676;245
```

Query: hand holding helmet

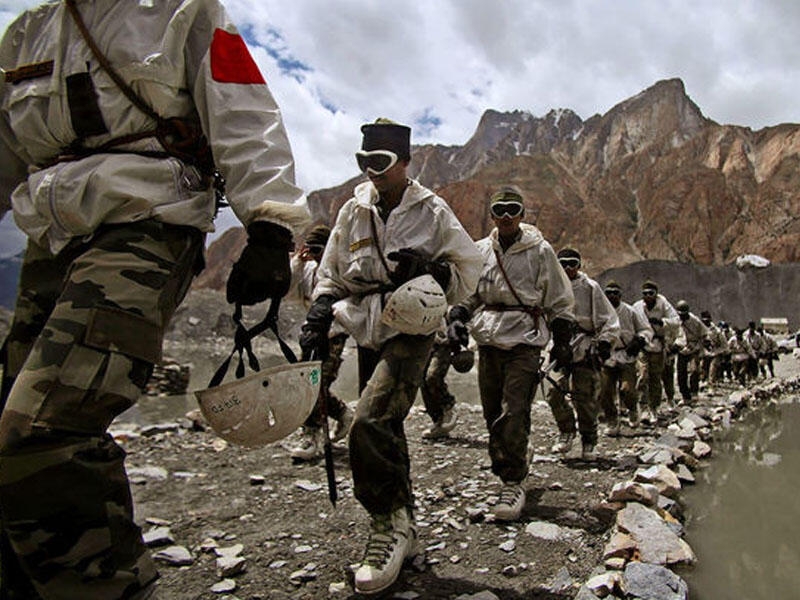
226;222;293;305
388;248;451;290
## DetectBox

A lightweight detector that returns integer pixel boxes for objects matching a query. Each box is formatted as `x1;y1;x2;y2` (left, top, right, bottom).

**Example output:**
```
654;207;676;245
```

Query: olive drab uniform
457;223;575;483
0;1;308;597
546;272;620;447
314;179;482;516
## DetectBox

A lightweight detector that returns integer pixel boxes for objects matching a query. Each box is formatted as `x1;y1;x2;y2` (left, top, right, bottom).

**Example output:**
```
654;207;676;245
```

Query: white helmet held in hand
195;361;322;447
381;274;447;335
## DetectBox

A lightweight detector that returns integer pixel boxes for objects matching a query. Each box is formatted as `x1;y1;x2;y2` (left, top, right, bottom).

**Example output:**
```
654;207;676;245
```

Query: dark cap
641;280;659;292
305;224;331;247
676;300;690;313
360;118;411;161
700;310;711;319
490;186;524;205
557;247;581;261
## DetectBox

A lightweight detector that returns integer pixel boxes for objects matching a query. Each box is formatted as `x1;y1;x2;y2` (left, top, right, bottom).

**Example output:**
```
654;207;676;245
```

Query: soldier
673;301;709;405
419;313;467;440
298;119;482;595
757;325;778;378
449;185;574;520
744;321;765;380
287;225;354;460
718;321;734;381
729;328;754;385
633;281;680;425
547;248;620;460
598;281;653;435
0;0;309;597
700;311;729;385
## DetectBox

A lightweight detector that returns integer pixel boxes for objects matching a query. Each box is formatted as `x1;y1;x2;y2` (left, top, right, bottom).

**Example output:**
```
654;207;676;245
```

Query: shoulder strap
492;248;541;329
65;0;160;122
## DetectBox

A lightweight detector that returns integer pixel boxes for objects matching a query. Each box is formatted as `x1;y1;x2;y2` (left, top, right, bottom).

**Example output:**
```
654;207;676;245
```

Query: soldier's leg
618;362;639;415
661;354;675;404
0;221;202;600
677;353;691;401
646;352;665;411
0;241;71;600
420;342;455;424
546;370;576;434
571;364;599;446
349;334;434;515
598;366;618;422
484;346;539;483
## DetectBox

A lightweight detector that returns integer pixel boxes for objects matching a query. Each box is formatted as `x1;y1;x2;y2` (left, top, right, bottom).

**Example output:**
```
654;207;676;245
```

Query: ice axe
310;348;338;507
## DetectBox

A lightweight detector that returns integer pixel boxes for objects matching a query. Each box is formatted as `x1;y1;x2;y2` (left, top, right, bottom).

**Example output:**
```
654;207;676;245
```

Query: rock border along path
572;375;800;600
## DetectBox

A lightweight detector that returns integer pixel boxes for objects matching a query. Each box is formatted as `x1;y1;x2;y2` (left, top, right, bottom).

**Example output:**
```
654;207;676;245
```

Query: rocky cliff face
197;77;800;287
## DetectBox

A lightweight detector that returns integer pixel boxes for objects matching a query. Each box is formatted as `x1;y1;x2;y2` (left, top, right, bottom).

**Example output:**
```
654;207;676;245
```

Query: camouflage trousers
348;334;434;516
478;344;541;484
303;333;348;428
419;341;455;424
599;361;638;421
677;351;701;402
547;361;600;445
0;220;203;600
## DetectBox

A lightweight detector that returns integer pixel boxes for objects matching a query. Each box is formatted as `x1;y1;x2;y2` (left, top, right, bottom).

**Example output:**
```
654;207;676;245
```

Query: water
680;397;800;599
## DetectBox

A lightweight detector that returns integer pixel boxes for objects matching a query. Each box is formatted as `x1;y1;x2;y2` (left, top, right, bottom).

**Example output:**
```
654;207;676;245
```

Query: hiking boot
289;427;322;461
640;408;655;426
354;507;417;595
422;406;457;439
581;443;598;461
331;405;354;442
626;408;639;428
603;420;620;437
550;432;575;454
494;483;525;522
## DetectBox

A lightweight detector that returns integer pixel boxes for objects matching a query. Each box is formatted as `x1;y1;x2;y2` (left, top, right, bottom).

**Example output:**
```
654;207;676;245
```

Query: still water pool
680;397;800;599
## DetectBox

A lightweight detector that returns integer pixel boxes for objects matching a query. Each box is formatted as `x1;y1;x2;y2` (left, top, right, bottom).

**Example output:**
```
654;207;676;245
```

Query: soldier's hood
489;222;545;253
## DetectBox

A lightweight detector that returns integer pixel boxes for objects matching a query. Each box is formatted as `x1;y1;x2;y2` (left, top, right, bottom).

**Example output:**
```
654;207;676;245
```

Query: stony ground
2;291;796;599
108;290;800;599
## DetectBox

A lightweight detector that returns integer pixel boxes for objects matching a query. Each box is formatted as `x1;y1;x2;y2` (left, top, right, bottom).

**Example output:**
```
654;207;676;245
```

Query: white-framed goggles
355;149;399;175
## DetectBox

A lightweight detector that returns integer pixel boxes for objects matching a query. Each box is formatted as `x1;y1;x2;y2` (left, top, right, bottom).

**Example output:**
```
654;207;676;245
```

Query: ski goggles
489;201;524;219
558;257;581;268
641;289;657;297
355;149;399;175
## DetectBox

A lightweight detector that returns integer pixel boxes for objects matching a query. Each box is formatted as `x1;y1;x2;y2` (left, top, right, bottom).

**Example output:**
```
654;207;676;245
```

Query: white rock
210;579;236;594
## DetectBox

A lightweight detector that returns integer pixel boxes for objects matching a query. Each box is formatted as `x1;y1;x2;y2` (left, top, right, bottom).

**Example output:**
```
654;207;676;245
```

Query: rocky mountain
195;77;800;289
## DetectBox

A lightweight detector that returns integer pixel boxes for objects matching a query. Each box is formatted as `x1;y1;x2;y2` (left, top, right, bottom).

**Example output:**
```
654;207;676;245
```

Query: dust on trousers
0;220;202;600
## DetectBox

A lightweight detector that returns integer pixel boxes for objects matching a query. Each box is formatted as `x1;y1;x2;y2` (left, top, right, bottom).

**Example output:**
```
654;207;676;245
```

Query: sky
2;0;800;256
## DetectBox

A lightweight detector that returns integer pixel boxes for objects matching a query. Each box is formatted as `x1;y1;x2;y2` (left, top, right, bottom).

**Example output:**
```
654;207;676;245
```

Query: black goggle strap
207;299;298;388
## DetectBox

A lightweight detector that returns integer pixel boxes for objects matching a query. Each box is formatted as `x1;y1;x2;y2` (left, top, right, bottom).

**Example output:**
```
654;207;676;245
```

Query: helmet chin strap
208;298;298;389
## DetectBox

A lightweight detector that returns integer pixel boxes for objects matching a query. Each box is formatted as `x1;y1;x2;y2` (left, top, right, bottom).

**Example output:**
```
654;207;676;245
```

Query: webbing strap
208;299;298;388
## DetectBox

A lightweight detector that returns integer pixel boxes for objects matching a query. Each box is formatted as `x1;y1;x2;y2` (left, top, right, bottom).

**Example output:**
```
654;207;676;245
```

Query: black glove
597;340;611;362
549;317;574;372
299;294;336;360
625;335;645;357
447;321;469;349
387;248;451;290
648;317;663;328
669;343;680;354
226;222;292;305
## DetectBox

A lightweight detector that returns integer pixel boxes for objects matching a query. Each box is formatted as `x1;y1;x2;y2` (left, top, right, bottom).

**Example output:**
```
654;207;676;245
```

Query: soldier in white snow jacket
598;281;653;435
298;119;482;595
547;248;620;460
632;281;681;424
674;300;709;405
450;186;575;523
0;0;309;597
